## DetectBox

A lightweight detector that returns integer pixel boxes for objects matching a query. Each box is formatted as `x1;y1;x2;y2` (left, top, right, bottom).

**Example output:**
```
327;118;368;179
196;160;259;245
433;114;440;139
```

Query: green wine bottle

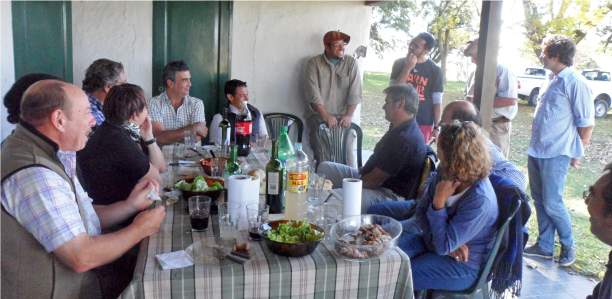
266;140;284;213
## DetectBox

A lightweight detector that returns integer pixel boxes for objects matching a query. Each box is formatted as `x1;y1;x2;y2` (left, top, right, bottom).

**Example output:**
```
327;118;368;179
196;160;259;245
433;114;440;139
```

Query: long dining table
119;144;413;299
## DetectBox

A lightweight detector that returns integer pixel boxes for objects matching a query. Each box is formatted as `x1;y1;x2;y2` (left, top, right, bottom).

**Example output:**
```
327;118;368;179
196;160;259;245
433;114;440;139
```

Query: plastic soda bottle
284;143;309;221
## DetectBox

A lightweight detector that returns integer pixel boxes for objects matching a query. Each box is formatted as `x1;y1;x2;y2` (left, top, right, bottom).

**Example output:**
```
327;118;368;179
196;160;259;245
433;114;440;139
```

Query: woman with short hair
77;83;164;212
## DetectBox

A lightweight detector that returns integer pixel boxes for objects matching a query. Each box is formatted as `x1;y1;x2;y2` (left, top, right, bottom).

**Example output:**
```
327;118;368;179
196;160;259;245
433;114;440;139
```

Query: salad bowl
262;220;324;257
176;177;226;203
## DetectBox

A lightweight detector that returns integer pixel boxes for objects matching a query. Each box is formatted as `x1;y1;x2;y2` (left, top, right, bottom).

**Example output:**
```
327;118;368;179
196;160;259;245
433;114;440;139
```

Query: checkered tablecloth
119;145;413;299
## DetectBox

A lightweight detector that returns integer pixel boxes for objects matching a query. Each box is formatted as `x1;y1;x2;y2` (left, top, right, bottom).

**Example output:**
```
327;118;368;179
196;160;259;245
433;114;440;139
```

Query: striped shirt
148;91;206;131
526;67;594;159
1;151;101;252
85;90;105;130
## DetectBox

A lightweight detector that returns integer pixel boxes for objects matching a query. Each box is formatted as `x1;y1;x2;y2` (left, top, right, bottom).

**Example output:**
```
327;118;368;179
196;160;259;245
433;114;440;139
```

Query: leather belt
492;116;511;123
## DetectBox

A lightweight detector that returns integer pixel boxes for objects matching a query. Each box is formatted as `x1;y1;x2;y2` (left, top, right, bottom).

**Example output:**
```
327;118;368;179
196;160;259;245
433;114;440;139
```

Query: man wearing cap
390;32;443;145
305;30;362;167
463;37;518;158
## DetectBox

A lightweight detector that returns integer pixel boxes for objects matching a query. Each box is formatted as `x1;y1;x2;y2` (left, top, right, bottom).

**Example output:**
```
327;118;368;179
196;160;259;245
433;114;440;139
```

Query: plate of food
185;237;251;266
329;215;402;262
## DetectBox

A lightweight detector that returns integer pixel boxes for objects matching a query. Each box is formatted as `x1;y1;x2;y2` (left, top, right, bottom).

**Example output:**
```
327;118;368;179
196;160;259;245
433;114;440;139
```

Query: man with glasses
583;163;612;299
305;30;362;168
82;58;127;131
390;32;443;145
524;35;594;267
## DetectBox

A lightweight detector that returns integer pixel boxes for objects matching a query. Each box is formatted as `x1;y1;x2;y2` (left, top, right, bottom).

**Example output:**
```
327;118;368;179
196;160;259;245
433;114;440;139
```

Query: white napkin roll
227;175;260;230
342;178;362;218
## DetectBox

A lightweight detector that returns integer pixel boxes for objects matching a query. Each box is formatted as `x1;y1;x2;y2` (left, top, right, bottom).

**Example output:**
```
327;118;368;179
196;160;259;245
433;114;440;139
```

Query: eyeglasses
328;42;347;48
583;185;594;204
449;121;474;138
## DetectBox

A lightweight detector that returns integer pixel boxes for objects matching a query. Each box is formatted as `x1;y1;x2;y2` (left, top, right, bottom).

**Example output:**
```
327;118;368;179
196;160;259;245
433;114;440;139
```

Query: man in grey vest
1;80;166;299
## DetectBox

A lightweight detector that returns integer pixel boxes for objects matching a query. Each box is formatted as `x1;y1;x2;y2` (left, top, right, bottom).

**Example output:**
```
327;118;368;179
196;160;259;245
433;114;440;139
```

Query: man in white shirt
148;60;208;146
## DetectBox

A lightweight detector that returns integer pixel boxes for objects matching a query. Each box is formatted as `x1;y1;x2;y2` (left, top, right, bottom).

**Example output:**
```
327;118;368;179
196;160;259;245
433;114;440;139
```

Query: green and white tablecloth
119;145;414;299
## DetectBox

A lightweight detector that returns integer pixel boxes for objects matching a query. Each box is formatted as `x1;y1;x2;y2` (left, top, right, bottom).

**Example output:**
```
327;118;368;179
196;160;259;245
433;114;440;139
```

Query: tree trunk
441;28;450;85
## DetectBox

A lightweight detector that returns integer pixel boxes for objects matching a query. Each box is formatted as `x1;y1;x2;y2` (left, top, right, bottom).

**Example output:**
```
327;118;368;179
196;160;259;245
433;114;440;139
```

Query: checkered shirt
1;151;101;252
526;67;594;159
148;91;206;131
85;90;105;128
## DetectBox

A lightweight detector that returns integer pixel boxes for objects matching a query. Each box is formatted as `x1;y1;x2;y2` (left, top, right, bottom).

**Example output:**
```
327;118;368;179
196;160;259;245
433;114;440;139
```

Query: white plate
185;237;236;266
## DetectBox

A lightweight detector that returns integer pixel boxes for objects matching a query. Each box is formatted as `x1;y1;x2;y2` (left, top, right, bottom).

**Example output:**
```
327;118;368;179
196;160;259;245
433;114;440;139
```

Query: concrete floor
520;256;597;298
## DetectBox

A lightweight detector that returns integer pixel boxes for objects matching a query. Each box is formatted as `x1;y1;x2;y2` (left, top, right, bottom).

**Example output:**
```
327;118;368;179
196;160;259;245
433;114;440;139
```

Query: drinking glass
218;202;241;238
256;135;268;153
313;205;337;241
188;196;211;232
184;130;196;149
246;203;269;241
308;173;325;204
210;158;227;178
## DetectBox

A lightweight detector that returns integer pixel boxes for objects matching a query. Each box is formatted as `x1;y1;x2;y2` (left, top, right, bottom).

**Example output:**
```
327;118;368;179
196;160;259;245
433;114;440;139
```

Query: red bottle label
236;122;252;135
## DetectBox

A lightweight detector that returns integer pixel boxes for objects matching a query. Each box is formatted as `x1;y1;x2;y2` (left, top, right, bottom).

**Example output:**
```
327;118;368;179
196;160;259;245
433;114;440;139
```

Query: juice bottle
284;143;309;221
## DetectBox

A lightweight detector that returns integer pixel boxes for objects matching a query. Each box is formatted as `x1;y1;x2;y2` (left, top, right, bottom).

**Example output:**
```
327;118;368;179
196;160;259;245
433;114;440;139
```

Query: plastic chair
318;122;363;168
417;188;523;299
263;113;304;143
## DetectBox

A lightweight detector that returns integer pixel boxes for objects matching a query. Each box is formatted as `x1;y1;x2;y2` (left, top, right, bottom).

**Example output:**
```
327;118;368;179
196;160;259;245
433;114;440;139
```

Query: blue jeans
402;233;479;291
317;162;403;213
528;155;574;252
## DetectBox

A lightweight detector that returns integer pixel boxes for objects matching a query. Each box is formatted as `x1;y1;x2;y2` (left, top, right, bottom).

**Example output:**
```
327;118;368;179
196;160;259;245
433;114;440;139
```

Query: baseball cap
323;31;350;45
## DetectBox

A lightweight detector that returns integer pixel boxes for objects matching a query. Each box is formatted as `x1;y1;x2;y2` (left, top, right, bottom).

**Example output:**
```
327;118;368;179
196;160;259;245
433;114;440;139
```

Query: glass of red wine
246;203;269;241
189;196;212;232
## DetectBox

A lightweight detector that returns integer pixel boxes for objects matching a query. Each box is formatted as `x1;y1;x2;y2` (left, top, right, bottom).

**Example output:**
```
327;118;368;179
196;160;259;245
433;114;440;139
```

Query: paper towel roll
227;175;260;230
342;178;362;218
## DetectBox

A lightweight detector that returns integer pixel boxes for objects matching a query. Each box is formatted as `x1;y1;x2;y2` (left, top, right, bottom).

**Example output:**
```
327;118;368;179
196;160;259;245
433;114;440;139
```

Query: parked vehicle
581;69;611;119
517;67;547;106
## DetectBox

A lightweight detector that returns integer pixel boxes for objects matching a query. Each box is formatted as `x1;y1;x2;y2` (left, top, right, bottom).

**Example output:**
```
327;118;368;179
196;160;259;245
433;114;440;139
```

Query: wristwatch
433;126;441;132
144;137;157;145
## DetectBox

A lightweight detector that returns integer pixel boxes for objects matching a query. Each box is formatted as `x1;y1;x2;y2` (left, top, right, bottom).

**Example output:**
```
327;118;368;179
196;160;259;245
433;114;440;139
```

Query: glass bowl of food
329;214;402;262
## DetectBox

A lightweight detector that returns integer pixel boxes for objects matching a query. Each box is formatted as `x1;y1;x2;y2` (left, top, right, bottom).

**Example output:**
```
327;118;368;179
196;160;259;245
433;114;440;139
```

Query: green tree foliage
521;0;612;59
369;0;417;59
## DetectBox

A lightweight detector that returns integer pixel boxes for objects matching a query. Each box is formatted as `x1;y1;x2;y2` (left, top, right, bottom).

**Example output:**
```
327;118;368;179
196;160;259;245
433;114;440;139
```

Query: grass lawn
361;70;612;279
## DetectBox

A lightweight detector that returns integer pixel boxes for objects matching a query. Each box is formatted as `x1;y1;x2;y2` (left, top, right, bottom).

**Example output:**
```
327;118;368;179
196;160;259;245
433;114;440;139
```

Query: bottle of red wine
235;101;252;156
266;140;284;213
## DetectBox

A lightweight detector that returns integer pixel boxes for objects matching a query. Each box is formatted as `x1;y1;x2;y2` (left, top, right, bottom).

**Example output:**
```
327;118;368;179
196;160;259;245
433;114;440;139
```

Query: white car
517;67;547;106
581;69;611;119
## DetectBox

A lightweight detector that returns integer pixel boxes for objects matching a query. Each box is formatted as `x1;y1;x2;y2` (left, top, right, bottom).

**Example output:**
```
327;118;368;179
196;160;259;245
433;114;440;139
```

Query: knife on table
216;248;247;265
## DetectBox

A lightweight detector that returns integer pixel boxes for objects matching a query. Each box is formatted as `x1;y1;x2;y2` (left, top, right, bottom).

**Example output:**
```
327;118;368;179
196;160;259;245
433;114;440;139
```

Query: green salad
175;175;223;192
264;220;324;243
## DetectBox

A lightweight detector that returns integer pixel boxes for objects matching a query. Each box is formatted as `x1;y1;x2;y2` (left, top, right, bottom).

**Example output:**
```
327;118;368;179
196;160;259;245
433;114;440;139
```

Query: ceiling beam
365;0;397;6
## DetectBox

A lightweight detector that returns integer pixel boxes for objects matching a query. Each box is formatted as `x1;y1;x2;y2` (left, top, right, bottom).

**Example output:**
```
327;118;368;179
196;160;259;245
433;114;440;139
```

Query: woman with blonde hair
372;120;498;291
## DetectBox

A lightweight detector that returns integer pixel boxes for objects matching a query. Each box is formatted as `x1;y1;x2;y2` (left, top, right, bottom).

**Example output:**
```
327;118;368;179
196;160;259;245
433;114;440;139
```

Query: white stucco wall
72;1;153;98
231;1;371;154
1;1;16;141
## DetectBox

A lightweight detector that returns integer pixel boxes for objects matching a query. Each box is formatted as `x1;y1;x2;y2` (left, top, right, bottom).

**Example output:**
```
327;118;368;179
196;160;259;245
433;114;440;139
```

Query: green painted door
12;1;72;82
153;1;232;143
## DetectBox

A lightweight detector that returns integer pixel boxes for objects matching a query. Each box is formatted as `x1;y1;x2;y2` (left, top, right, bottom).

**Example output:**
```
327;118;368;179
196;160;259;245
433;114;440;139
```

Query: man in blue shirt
82;59;127;131
524;35;595;267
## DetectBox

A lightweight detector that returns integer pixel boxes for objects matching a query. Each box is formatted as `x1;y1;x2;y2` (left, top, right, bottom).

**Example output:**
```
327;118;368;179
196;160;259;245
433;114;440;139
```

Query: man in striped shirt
524;35;595;267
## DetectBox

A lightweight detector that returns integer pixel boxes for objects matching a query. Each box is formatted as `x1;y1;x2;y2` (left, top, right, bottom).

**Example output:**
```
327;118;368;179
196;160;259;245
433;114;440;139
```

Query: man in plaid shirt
149;60;208;146
1;80;165;298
